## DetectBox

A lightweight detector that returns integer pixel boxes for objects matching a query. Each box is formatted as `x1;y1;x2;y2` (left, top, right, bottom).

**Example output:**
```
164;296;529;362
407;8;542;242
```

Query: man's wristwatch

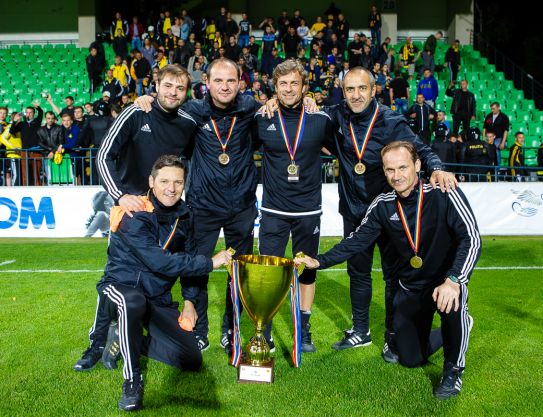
446;275;459;284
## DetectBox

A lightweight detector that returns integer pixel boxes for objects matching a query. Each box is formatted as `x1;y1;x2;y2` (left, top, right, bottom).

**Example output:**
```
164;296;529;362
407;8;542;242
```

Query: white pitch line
0;260;16;267
0;266;542;274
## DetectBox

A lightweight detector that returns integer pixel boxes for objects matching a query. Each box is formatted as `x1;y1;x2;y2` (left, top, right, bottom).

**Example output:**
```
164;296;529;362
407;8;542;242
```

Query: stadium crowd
1;5;542;187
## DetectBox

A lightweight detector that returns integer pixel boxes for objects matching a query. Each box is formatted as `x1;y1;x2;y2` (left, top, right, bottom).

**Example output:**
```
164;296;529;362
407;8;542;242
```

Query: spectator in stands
94;91;113;117
45;95;74;118
156;12;166;36
205;18;216;47
422;31;443;74
320;63;337;92
261;26;278;76
181;9;194;32
163;28;178;63
120;93;132;110
102;69;123;102
509;132;526;179
38;111;64;160
277;10;290;39
407;93;436;145
172;39;190;68
297;18;310;48
143;26;161;48
377;37;391;63
238;12;252;47
336;13;349;46
131;49;151;97
417;68;439;107
483;102;510;166
445;40;461;84
112;28;128;59
128;16;143;52
84;103;96;117
389;70;410;114
374;83;390;107
110;12;128;39
216;7;228;35
153;48;169;69
446;80;476;136
224;35;242;62
431;124;457;168
86;46;104;93
111;55;131;95
141;37;156;67
368;5;382;46
360;44;374;69
434;110;451;138
461;126;495;182
381;47;396;71
191;72;208;99
282;26;301;60
224;12;239;39
399;37;420;80
9;102;44;185
348;33;364;68
170;16;181;38
60;113;83;183
310;16;326;37
73;106;88;130
180;17;190;41
0;109;22;186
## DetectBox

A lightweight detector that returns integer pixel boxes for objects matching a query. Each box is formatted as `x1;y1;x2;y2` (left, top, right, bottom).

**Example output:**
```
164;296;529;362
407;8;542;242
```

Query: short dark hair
381;141;419;164
65;96;74;101
150;155;187;178
110;104;122;114
157;64;191;89
45;111;57;118
515;131;524;137
0;106;8;113
490;102;500;107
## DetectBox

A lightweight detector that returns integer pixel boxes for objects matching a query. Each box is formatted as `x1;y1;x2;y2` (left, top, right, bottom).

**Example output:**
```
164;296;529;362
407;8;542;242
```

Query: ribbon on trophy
230;258;244;367
289;266;302;368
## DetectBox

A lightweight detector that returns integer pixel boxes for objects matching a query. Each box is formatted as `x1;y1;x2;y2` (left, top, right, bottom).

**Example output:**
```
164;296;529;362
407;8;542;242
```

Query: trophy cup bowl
230;254;297;383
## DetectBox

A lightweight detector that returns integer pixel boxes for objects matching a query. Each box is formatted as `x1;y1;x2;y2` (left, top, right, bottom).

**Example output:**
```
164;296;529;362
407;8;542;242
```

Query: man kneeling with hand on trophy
92;155;231;411
296;141;480;400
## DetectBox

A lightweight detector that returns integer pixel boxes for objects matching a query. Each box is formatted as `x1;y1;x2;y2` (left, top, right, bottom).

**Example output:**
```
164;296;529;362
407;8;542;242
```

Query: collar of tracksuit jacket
152;99;181;121
339;97;378;124
148;189;190;224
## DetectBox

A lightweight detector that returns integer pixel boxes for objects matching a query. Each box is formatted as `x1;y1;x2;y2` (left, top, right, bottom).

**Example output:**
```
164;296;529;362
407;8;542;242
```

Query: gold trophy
228;254;304;383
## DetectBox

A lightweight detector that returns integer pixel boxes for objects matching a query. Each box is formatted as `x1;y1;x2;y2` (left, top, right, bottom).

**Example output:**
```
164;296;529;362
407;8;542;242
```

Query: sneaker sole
332;341;372;351
73;364;97;372
382;353;399;364
434;390;460;400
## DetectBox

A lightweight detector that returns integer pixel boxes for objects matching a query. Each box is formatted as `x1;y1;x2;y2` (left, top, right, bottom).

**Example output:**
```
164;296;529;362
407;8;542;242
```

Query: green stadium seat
516;111;531;123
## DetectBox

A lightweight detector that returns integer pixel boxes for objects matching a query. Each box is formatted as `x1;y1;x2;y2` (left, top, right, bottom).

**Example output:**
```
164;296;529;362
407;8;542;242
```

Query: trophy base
237;358;275;384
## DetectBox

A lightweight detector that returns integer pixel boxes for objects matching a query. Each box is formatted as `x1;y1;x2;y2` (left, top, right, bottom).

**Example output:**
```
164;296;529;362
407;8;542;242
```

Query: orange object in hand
178;316;194;331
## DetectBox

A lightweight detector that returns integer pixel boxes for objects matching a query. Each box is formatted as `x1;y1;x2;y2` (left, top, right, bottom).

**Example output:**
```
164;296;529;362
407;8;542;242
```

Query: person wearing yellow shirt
310;16;326;36
163;11;172;34
0;110;22;186
111;55;131;94
110;12;128;38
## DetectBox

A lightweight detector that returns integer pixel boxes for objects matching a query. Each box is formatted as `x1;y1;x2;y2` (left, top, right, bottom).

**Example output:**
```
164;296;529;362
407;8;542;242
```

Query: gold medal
218;153;230;165
354;162;366;175
287;163;298;175
410;255;423;269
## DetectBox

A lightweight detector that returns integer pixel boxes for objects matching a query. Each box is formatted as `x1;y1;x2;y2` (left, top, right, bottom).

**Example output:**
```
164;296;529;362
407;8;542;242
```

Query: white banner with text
1;183;542;238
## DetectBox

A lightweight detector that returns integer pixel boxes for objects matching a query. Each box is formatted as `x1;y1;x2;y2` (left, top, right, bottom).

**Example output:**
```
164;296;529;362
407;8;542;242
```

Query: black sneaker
196;336;210;352
382;342;399;363
73;345;104;371
118;376;144;411
266;336;276;353
220;330;233;356
301;323;316;353
332;329;372;351
102;322;121;370
434;364;463;400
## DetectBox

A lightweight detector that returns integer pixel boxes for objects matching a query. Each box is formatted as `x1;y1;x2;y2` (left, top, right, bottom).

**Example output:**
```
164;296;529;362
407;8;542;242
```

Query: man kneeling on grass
86;155;231;411
296;141;481;399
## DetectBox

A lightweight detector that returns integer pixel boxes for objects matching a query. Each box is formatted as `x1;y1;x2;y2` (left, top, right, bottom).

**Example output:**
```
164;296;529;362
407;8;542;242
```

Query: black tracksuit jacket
253;104;334;216
183;94;259;215
97;102;196;201
317;183;481;290
326;99;443;222
97;193;212;303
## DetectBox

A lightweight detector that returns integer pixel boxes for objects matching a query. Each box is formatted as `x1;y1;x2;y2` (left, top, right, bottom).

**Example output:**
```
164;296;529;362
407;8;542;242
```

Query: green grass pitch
0;236;542;416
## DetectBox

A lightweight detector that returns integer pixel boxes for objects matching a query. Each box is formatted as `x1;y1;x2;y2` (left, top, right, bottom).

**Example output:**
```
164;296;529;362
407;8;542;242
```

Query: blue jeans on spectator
394;98;408;115
136;79;144;97
131;37;142;52
238;34;249;47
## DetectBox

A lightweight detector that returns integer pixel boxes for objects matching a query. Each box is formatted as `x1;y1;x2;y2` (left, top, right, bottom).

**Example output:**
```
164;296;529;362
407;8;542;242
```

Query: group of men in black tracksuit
75;60;478;410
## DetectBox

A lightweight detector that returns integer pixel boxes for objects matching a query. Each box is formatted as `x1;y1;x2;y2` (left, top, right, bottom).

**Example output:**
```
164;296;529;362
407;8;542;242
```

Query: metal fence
1;149;542;187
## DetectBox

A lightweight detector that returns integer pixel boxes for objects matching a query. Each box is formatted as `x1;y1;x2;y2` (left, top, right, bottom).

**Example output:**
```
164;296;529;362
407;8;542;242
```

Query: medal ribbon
277;107;306;162
229;260;243;367
396;180;424;256
210;116;237;152
349;104;379;163
289;267;302;368
159;218;179;250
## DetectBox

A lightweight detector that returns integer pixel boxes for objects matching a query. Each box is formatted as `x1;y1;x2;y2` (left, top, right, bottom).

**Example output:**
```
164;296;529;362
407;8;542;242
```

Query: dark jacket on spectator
446;87;476;117
10;106;44;148
37;124;64;153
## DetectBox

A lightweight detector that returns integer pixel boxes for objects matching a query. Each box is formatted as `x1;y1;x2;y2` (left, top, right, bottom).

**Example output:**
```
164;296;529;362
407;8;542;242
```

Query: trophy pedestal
238;358;275;384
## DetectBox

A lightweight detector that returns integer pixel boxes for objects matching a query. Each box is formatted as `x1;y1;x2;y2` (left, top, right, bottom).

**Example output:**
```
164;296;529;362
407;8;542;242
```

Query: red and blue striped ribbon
396;180;424;256
290;267;302;368
229;260;243;367
277;107;306;162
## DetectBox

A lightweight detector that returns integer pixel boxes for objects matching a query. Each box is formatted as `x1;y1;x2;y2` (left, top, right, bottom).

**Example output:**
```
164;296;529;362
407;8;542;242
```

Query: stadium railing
1;150;542;187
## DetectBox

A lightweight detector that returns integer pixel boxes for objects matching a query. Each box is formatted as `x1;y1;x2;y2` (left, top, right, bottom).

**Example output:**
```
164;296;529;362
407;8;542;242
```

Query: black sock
301;310;311;327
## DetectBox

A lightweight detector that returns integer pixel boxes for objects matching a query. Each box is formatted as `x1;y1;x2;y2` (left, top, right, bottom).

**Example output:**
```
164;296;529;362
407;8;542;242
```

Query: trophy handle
294;251;305;276
226;247;236;276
